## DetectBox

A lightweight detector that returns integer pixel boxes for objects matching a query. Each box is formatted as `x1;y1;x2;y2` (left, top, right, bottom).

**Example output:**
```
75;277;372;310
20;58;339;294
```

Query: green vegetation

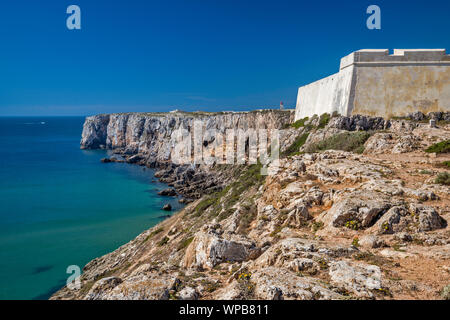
178;236;194;250
435;172;450;185
442;161;450;168
345;219;361;230
441;285;450;300
311;221;324;233
317;113;331;129
237;201;257;234
291;117;309;129
425;140;450;154
353;251;390;267
158;236;169;246
143;227;164;243
419;169;433;175
305;131;372;154
351;237;359;247
237;272;255;299
281;133;310;157
190;163;265;234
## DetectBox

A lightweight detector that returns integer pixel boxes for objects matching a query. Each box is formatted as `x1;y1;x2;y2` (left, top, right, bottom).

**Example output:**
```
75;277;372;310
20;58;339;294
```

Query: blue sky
0;0;449;116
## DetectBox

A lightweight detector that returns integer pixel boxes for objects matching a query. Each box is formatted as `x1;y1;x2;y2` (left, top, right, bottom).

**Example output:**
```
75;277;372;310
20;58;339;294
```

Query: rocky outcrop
80;114;110;149
183;227;261;270
80;110;293;199
80;111;293;157
329;261;383;298
52;112;449;301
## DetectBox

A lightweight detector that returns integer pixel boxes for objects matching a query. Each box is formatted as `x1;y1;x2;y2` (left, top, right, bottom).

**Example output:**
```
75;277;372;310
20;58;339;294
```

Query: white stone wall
295;66;354;120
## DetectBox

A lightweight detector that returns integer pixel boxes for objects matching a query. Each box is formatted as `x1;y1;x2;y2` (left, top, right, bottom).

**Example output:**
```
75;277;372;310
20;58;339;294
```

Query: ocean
0;117;183;300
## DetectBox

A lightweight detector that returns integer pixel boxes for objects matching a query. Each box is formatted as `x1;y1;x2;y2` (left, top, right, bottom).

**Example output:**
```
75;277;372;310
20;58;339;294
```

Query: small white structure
295;49;450;120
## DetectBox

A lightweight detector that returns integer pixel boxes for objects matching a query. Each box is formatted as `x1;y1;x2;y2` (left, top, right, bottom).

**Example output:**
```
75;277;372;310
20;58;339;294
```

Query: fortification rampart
295;49;450;120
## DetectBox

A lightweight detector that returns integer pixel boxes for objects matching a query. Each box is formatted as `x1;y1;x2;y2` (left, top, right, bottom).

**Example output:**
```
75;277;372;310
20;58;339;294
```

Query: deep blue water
0;117;182;300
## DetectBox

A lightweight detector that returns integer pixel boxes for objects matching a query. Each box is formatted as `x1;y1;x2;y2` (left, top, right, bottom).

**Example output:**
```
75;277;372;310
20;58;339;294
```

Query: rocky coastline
52;110;450;300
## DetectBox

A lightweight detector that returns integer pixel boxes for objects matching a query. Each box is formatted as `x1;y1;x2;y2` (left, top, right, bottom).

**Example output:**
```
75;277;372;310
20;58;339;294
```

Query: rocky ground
52;111;450;300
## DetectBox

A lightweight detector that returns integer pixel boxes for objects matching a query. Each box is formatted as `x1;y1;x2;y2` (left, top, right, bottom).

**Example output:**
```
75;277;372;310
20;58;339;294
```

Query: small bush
425;140;450;154
178;236;194;250
282;133;310;157
317;113;331;129
435;172;450;185
441;161;450;168
291;117;309;129
143;228;164;242
305;131;372;154
441;285;450;300
311;221;324;233
345;219;361;230
158;236;169;246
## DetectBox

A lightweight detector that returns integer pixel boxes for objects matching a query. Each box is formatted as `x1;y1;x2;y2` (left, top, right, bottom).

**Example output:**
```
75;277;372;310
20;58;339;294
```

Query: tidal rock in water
158;188;177;197
162;204;172;211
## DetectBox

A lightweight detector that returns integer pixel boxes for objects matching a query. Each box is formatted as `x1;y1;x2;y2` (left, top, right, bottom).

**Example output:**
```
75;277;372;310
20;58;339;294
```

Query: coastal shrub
158;236;169;246
192;163;265;219
193;196;218;216
317;113;331;129
441;285;450;300
282;133;310;157
353;251;389;267
143;227;164;243
442;161;450;168
291;117;309;129
305;131;372;154
345;219;361;230
237;200;257;234
425;140;450;154
178;236;194;250
311;221;324;233
435;172;450;185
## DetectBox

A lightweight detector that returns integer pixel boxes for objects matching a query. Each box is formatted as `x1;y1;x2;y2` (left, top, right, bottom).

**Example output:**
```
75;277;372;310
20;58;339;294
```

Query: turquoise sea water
0;117;183;300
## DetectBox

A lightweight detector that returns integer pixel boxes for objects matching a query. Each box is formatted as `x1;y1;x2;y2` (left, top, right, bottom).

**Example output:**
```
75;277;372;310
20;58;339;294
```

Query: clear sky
0;0;449;116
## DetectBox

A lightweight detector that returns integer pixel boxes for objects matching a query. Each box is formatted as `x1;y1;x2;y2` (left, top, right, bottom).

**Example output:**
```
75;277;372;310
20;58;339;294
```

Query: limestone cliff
81;110;294;161
52;111;450;300
80;110;294;200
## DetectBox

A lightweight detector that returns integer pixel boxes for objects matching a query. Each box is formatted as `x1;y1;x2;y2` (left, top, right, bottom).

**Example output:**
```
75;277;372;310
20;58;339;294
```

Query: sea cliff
52;110;450;300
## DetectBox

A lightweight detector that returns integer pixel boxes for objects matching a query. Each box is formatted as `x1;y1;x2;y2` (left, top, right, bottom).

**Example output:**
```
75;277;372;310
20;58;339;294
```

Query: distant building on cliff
295;49;450;121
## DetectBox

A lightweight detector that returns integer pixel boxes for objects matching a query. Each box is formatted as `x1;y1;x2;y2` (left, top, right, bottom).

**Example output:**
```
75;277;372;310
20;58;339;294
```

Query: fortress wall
295;49;450;121
295;66;354;120
351;64;450;118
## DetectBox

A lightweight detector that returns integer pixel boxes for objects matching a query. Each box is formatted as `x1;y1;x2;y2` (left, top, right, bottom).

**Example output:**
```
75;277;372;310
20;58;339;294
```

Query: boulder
251;267;343;300
162;204;172;211
158;188;177;196
329;261;382;298
177;287;199;300
371;204;446;234
319;191;391;229
183;230;260;270
359;235;385;249
84;277;123;300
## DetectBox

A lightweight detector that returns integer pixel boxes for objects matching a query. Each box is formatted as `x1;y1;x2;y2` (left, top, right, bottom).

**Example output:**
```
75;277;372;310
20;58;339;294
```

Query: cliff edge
52;110;450;300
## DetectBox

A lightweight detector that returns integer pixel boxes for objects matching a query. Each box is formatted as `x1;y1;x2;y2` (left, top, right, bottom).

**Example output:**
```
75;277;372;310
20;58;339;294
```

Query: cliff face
53;113;450;301
81;110;294;162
